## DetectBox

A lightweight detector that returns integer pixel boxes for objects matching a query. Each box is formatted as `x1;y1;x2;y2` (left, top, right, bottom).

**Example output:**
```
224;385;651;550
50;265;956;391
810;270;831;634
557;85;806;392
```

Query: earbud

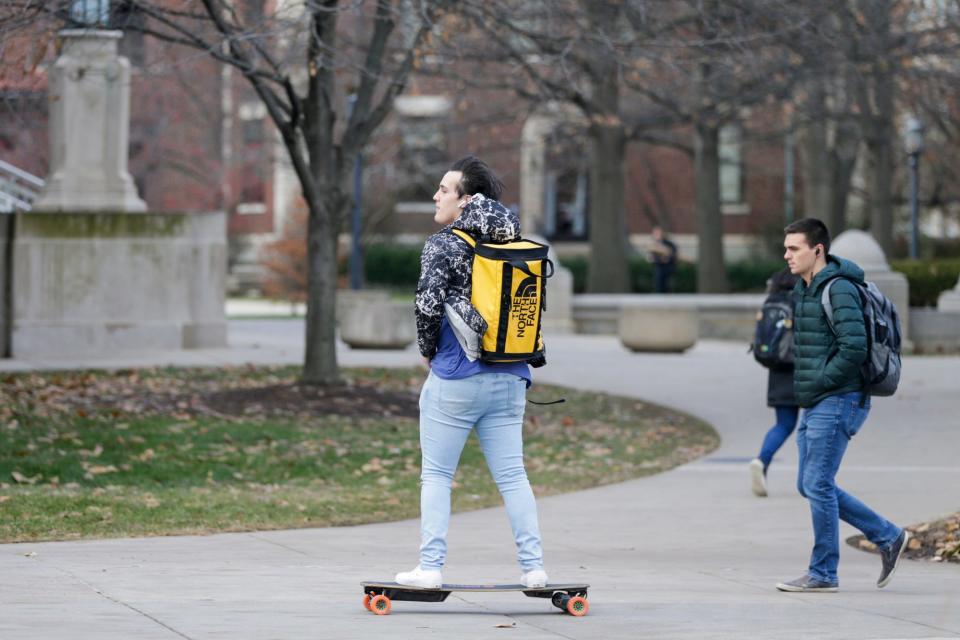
816;248;821;257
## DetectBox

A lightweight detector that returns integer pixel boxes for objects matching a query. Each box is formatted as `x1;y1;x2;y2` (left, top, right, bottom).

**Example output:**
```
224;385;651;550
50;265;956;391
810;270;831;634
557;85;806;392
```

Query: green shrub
364;244;826;296
562;256;783;294
890;259;960;307
364;243;422;288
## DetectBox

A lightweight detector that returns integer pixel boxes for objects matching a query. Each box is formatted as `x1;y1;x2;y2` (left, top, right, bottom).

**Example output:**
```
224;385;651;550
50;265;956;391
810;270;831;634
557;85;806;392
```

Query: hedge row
363;243;960;305
890;259;960;307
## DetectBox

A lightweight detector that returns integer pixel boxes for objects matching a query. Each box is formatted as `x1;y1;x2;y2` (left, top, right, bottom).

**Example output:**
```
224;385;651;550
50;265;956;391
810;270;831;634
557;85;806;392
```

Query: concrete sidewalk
1;321;958;639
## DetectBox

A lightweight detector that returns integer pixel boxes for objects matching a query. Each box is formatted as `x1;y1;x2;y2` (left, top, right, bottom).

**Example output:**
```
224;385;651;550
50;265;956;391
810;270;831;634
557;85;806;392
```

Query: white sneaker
750;458;768;497
519;568;549;588
394;565;443;589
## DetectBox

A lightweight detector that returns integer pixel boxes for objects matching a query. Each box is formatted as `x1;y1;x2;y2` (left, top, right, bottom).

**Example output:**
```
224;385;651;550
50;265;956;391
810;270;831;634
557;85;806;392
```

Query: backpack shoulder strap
821;276;867;336
820;276;841;335
449;228;477;248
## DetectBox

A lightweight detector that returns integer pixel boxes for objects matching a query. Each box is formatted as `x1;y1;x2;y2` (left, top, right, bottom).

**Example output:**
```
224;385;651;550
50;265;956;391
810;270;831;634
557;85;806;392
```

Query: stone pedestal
618;305;698;353
33;29;146;213
12;212;227;356
830;230;910;346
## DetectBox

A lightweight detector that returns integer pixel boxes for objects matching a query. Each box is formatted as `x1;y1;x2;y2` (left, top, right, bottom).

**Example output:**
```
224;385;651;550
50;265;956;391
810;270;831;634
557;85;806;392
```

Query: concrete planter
340;300;415;350
618;305;698;353
336;289;392;325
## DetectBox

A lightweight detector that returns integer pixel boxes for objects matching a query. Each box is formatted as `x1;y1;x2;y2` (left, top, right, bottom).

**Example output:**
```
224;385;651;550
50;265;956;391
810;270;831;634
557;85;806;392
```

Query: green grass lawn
0;367;718;542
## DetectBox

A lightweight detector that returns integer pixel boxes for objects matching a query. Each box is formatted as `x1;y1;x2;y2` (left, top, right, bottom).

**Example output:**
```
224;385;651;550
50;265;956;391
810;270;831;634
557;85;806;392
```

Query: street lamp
903;115;924;260
70;0;110;26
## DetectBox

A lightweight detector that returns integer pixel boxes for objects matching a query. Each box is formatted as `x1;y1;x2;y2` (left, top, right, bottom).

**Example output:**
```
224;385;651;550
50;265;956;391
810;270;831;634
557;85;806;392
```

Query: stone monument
32;29;146;213
938;276;960;313
830;230;910;346
9;25;227;357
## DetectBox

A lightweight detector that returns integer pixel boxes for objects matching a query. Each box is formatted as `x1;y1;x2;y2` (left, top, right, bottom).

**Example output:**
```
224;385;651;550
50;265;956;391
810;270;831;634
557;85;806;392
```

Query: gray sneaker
877;530;909;588
776;574;838;592
749;458;767;497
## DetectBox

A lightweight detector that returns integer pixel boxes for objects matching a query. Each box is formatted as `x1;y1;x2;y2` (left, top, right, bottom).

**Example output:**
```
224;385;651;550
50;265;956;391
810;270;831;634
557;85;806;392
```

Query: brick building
1;7;797;296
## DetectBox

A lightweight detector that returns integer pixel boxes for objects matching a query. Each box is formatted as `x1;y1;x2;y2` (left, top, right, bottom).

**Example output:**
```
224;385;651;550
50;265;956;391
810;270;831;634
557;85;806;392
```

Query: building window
544;127;589;240
719;123;743;205
545;170;588;240
393;95;450;208
720;123;750;215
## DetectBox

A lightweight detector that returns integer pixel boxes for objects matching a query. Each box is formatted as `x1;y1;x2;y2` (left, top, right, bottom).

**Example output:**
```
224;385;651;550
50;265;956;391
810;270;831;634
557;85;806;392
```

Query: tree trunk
865;69;896;255
586;122;631;293
799;79;832;225
693;119;729;293
859;0;896;255
296;6;344;385
827;115;860;235
302;194;343;385
584;0;631;293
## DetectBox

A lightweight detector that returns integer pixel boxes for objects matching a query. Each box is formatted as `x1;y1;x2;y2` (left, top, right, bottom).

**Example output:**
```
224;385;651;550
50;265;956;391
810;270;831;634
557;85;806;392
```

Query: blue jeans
418;371;544;572
758;406;800;469
796;391;901;583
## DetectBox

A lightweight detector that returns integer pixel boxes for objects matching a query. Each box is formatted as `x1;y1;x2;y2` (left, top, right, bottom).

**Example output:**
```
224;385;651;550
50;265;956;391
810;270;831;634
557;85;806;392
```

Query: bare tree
5;0;450;385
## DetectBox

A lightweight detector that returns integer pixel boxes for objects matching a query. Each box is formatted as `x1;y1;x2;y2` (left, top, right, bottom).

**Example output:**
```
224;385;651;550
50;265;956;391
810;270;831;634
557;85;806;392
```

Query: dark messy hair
449;155;504;200
767;267;799;294
784;217;831;255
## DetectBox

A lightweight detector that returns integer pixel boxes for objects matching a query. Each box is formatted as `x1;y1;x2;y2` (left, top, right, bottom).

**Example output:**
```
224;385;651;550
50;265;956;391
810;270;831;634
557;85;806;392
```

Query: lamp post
70;0;110;25
903;115;924;260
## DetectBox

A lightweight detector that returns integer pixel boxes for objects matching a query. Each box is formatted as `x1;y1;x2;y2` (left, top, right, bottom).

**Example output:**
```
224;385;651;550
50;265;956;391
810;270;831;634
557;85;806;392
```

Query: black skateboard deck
360;581;590;616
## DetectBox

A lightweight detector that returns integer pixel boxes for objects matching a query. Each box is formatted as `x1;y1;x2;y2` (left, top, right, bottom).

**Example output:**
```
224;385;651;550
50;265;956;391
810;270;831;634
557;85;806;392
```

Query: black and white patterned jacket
415;194;520;359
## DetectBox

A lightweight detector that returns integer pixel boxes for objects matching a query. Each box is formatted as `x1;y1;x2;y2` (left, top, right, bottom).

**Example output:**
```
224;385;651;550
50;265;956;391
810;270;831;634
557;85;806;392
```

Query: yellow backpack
451;228;554;364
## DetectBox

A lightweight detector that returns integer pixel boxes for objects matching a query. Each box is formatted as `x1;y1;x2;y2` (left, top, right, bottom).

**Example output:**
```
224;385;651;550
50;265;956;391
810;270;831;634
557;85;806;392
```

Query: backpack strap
450;228;477;248
820;275;870;404
820;277;840;336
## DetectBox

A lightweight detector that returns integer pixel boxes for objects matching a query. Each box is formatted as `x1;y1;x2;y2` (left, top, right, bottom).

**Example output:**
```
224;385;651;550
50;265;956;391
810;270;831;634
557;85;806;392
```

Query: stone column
830;230;910;347
33;29;146;213
519;113;553;236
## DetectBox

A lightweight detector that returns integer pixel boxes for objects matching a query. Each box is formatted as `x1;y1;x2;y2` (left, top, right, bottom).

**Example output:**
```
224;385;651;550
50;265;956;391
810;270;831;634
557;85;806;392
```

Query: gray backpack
821;278;902;396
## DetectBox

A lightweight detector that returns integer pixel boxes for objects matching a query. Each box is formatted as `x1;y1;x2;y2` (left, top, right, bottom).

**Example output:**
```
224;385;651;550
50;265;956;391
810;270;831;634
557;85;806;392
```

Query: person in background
776;218;908;593
648;226;678;293
749;267;800;497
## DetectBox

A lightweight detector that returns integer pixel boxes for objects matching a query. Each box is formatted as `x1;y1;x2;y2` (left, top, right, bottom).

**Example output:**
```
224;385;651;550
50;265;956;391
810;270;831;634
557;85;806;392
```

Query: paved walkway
2;320;959;639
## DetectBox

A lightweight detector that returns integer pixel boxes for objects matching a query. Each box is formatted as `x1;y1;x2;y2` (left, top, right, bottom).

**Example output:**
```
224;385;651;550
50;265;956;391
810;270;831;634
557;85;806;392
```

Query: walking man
648;226;678;293
777;218;909;593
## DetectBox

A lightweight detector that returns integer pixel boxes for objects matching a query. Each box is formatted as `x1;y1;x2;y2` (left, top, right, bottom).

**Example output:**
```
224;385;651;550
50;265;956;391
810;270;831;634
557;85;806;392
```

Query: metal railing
0;159;44;213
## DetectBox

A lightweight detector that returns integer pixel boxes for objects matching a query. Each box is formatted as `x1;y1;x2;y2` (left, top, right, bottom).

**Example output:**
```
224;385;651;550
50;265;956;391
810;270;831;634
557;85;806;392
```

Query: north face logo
511;275;539;338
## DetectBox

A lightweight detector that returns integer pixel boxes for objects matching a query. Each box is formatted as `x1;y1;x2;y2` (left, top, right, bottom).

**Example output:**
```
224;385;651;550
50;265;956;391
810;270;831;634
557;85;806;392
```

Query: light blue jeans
797;391;901;583
417;371;544;572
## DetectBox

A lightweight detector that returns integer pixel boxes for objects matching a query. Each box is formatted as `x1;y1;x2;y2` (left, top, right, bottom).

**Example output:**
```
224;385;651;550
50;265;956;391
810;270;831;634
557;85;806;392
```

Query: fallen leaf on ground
85;465;118;475
11;471;41;485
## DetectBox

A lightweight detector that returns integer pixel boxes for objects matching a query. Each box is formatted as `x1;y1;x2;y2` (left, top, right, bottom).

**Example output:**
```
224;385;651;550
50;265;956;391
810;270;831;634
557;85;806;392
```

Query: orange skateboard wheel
370;594;391;615
362;594;372;611
566;595;588;617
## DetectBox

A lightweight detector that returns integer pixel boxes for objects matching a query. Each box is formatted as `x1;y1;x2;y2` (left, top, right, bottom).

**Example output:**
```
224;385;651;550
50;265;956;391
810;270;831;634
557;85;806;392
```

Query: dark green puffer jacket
792;256;868;408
